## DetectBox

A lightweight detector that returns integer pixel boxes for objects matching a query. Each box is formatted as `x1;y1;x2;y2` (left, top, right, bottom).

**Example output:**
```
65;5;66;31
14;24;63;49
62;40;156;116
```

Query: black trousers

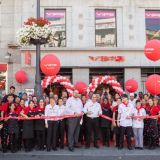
119;126;132;148
1;123;8;151
101;127;111;146
79;117;87;144
23;138;33;151
64;119;68;145
148;119;158;148
36;130;45;149
47;121;58;149
17;122;23;150
57;120;65;148
114;126;120;147
9;133;18;152
86;117;99;147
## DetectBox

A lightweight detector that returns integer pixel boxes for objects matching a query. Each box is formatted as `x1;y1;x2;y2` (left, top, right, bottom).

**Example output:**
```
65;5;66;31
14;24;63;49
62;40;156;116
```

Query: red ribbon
1;113;159;121
0;113;83;121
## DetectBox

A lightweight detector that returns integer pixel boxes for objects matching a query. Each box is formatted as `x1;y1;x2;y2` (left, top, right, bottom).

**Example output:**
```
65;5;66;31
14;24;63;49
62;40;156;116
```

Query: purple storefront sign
96;10;115;19
45;10;65;19
145;11;160;19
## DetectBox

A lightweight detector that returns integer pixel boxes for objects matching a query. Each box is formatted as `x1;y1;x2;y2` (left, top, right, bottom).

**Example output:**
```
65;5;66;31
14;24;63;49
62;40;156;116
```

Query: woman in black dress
35;99;45;150
112;97;121;148
7;103;19;153
20;100;36;152
100;98;113;147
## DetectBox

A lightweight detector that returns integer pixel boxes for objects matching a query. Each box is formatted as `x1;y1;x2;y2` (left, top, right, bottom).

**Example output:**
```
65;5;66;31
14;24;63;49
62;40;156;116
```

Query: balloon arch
86;76;124;96
41;75;124;97
41;75;74;96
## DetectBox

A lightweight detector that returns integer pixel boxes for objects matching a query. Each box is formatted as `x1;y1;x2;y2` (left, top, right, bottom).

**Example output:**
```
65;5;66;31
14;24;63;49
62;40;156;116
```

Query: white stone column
72;68;89;85
124;68;141;92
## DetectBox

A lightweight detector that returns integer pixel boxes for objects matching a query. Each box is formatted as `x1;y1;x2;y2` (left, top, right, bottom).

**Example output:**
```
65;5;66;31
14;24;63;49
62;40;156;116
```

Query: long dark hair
6;103;15;115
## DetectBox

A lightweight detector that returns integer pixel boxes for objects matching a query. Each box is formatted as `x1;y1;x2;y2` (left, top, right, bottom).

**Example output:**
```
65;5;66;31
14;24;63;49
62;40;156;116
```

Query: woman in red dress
147;98;159;149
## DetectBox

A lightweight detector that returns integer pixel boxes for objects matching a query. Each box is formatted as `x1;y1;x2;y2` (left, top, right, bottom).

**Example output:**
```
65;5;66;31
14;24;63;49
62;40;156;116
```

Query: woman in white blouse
133;100;146;150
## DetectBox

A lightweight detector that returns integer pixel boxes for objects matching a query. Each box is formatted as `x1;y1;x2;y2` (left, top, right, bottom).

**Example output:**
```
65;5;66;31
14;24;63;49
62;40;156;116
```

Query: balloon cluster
144;39;160;95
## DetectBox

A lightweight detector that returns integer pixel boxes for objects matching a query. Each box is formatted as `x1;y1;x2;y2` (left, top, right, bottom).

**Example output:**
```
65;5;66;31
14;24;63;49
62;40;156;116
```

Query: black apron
8;112;19;134
35;109;45;131
22;110;35;139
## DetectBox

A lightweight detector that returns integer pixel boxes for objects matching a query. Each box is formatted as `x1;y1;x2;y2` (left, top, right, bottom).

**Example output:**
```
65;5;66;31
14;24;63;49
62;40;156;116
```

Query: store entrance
89;68;124;87
41;68;72;97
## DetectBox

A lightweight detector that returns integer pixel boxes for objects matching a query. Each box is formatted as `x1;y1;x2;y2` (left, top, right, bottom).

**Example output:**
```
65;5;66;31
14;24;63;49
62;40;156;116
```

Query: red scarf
112;105;118;112
101;103;111;109
123;102;129;107
36;106;45;112
136;105;143;113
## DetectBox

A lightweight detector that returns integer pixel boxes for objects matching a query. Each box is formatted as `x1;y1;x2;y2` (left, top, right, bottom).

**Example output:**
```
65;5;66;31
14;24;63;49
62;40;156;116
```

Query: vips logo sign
89;56;125;62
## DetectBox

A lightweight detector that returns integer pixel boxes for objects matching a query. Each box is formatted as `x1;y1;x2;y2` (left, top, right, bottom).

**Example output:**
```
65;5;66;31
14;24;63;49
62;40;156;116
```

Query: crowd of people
0;86;159;153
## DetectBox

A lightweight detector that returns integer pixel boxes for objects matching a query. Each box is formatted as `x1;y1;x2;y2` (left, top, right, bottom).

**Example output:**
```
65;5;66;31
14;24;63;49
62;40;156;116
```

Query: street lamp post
34;0;42;100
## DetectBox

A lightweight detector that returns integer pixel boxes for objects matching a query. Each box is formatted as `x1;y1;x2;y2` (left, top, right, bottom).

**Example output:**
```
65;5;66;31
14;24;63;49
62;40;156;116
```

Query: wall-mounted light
5;52;12;63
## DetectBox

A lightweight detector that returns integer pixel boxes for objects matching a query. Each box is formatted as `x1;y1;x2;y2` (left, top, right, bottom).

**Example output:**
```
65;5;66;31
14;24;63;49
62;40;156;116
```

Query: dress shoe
128;146;133;150
118;147;123;150
47;148;51;152
149;146;156;150
68;147;74;152
139;147;143;150
94;144;99;148
11;150;17;153
74;145;81;148
85;145;90;149
135;147;139;149
53;148;57;151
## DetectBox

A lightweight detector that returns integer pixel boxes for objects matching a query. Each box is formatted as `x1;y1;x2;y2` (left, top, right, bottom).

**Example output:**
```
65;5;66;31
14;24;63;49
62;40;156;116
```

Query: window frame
145;9;160;41
44;8;67;47
95;9;117;48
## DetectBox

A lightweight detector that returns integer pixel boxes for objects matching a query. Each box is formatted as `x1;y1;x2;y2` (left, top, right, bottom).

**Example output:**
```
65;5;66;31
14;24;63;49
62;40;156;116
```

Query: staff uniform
132;107;146;148
112;105;120;148
100;103;112;146
118;102;134;149
8;111;19;153
22;107;36;152
1;102;10;152
45;104;59;151
148;106;159;149
66;97;83;150
83;101;102;148
143;105;151;146
16;105;24;150
35;106;45;150
57;105;66;149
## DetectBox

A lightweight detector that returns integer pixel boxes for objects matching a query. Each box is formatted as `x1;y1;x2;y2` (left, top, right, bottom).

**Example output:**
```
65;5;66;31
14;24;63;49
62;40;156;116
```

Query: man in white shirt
45;97;60;151
117;94;134;150
83;94;102;148
66;90;83;152
129;93;137;108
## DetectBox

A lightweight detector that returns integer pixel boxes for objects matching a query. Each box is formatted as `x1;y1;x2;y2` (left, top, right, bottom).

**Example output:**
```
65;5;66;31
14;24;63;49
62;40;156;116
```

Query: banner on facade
145;10;160;40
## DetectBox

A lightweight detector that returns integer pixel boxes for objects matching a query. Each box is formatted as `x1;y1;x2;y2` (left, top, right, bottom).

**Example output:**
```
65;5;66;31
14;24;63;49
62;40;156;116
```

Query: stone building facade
0;0;160;94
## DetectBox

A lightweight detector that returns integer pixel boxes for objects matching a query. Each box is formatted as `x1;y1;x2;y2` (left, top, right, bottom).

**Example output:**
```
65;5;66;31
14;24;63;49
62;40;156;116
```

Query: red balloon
144;40;160;61
145;74;160;95
75;81;87;94
125;79;138;93
15;70;28;84
40;54;61;76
